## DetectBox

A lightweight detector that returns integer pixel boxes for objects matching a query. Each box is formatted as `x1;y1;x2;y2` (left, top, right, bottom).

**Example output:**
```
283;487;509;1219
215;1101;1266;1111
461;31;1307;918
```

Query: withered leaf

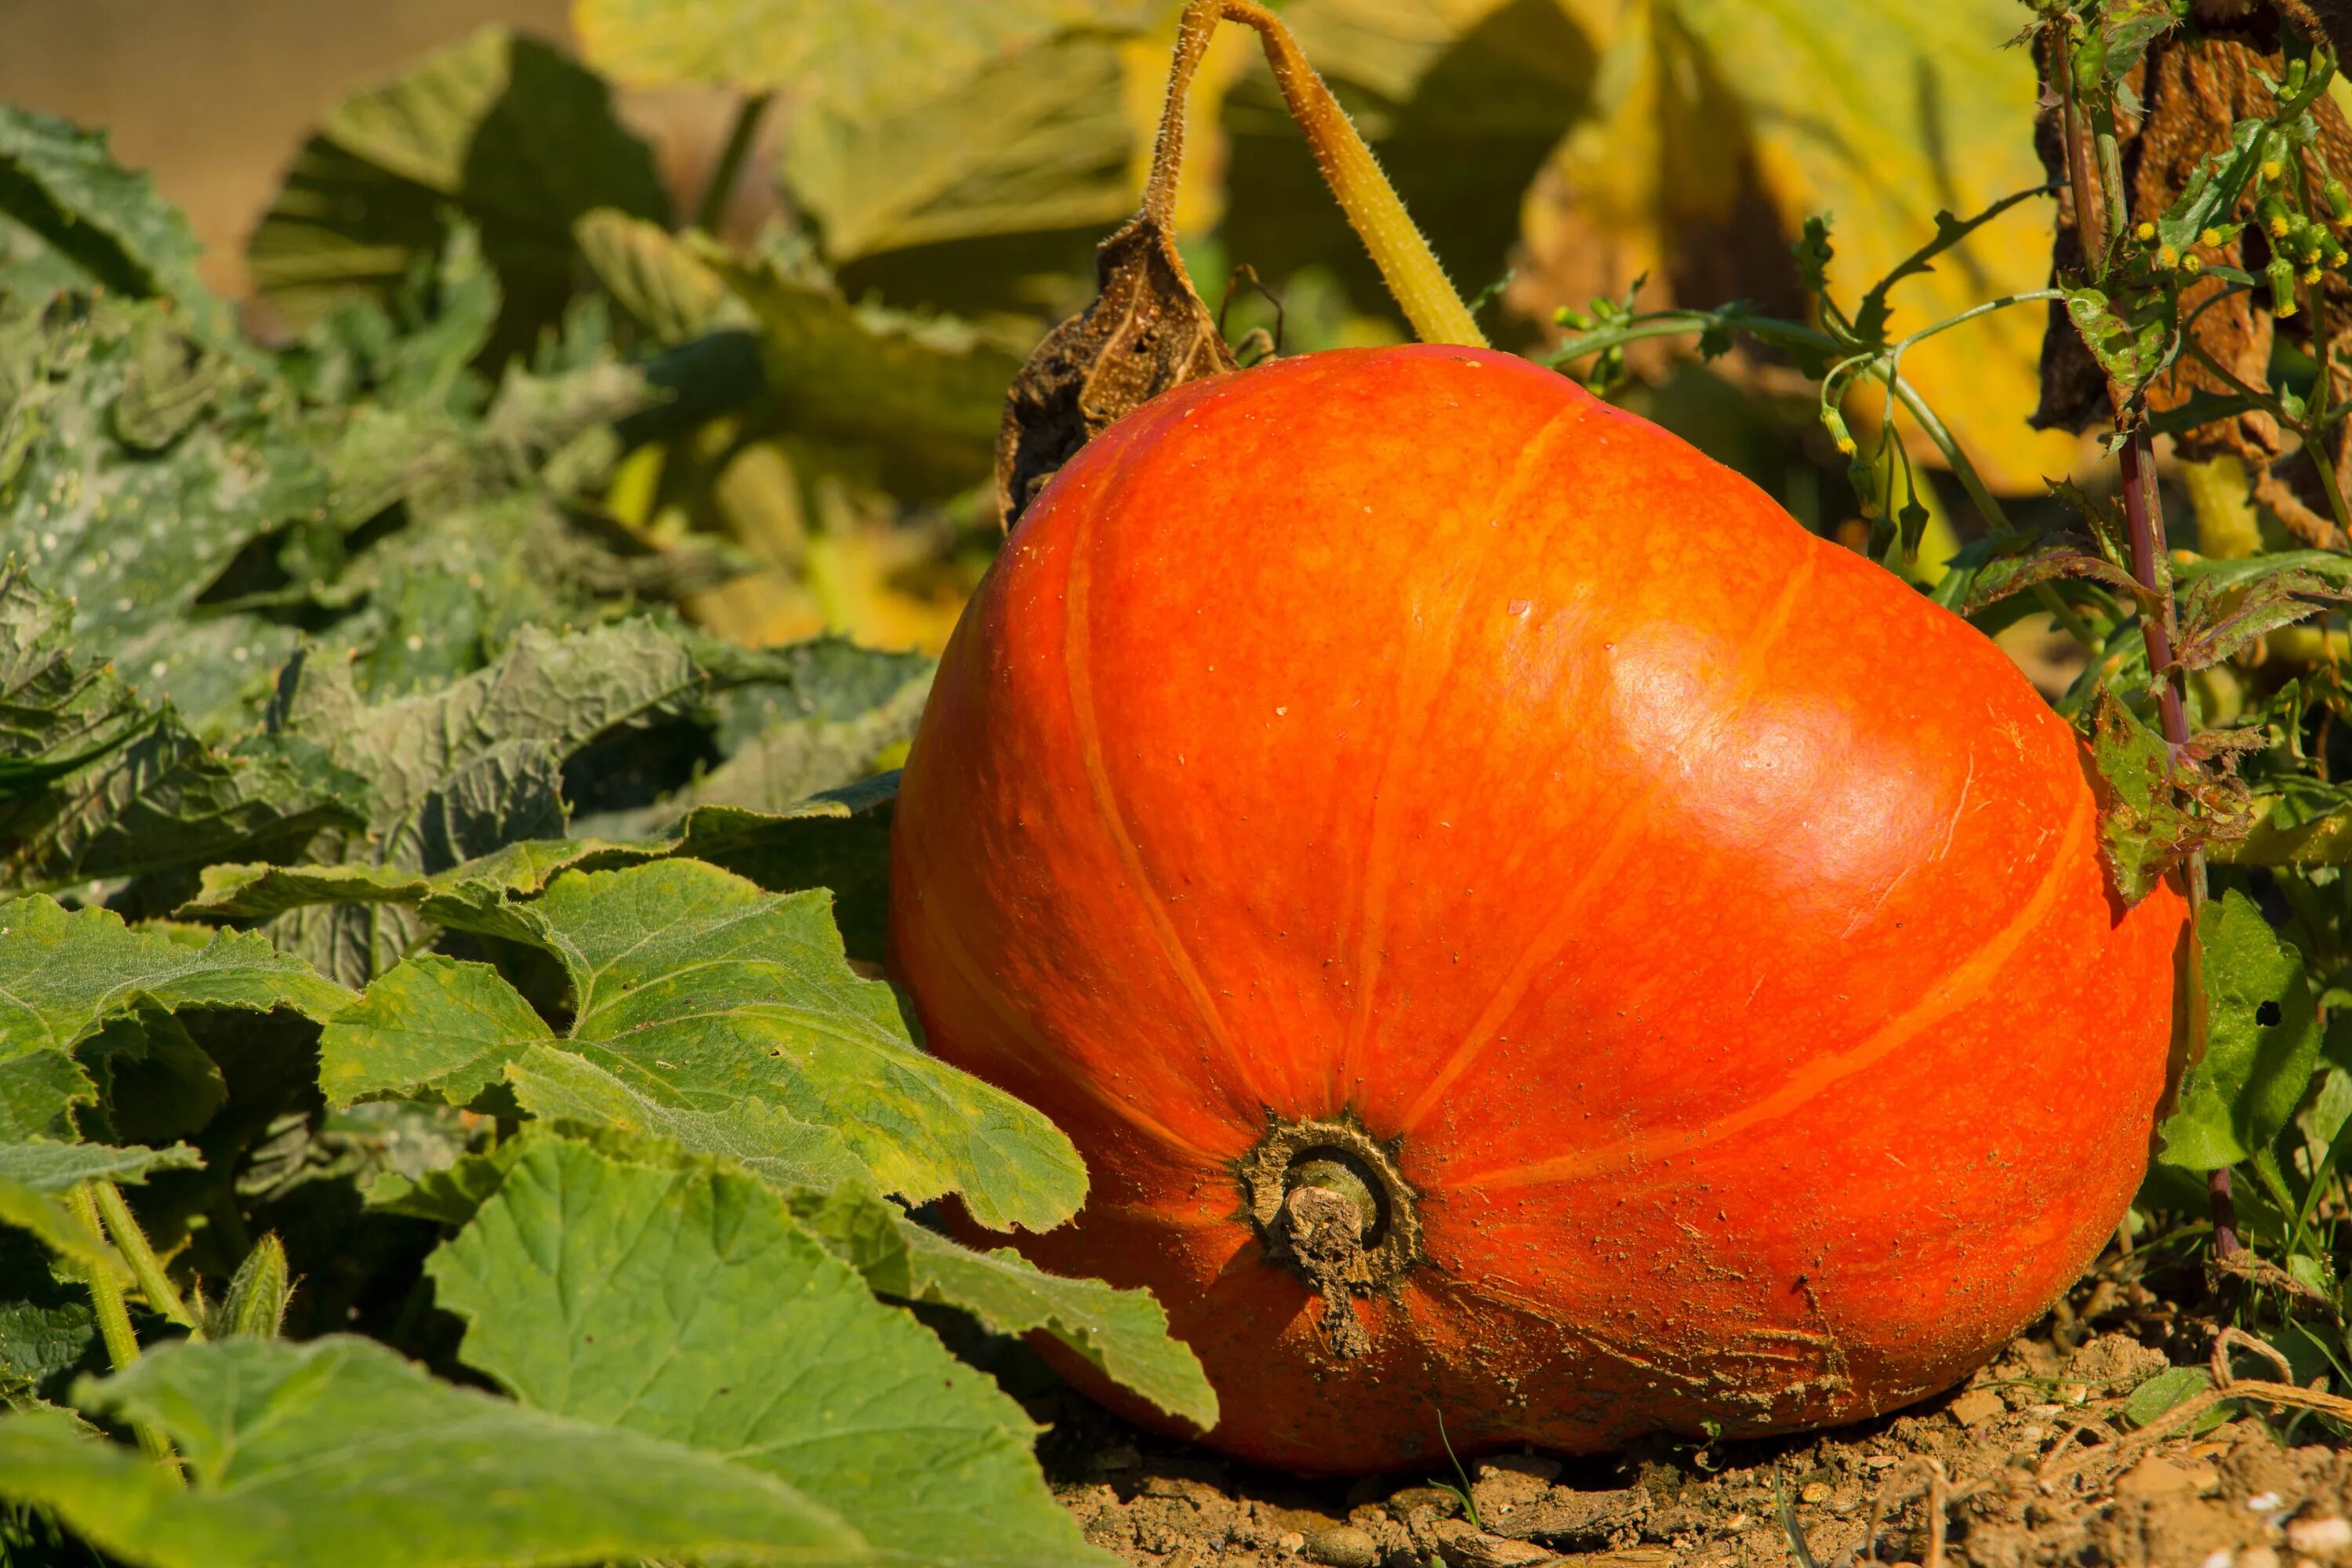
2034;13;2348;468
2172;565;2352;670
1954;536;2153;617
2082;681;2253;903
992;210;1238;528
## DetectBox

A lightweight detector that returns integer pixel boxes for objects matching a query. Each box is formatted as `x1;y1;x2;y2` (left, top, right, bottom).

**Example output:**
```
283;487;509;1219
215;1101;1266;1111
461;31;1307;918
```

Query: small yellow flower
2264;158;2287;181
2136;220;2158;241
2306;265;2326;285
2201;227;2224;248
2157;245;2179;269
2182;253;2205;275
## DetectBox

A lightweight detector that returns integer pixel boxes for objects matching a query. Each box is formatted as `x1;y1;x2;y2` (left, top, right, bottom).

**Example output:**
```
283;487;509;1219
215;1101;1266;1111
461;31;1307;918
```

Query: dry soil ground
1035;1252;2352;1568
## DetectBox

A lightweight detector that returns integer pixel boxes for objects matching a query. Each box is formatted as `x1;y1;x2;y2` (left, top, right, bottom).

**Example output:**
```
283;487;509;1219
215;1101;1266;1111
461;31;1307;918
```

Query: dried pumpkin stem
1171;0;1487;349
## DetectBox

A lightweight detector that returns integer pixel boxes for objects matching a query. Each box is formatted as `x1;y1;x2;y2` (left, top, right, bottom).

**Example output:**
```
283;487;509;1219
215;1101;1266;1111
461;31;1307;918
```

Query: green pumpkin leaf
0;1138;200;1193
708;247;1029;500
575;209;736;345
0;562;154;806
0;1337;865;1566
0;1181;122;1283
321;857;1082;1231
188;772;907;965
0;108;210;320
318;956;554;1110
0;1229;101;1402
784;30;1142;267
2;300;330;687
2158;889;2322;1171
513;860;1082;1230
428;1131;1108;1568
260;619;738;985
245;28;669;362
503;1044;872;1194
0;897;347;1141
789;1185;1220;1431
572;0;1127;117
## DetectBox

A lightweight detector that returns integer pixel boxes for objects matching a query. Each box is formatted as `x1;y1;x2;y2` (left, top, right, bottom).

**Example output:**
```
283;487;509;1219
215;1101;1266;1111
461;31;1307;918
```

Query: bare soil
1035;1260;2352;1568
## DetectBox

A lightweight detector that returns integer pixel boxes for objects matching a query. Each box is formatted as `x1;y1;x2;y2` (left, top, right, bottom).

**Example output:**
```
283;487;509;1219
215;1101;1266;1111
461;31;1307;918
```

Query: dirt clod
1950;1388;2007;1428
1471;1457;1560;1520
1301;1523;1379;1567
1430;1519;1553;1567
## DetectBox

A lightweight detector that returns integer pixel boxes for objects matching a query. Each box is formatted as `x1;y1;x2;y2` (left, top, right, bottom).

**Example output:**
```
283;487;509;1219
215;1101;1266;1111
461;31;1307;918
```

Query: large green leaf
187;772;908;964
320;857;1084;1232
1;299;328;675
260;618;742;985
791;1185;1219;1431
0;897;347;1140
354;1076;1210;1426
0;561;152;804
503;1044;872;1192
0;1139;200;1193
0;108;210;322
572;0;1132;117
0;568;350;893
429;1132;1107;1568
246;27;668;361
662;673;927;819
0;1336;866;1567
2159;889;2324;1171
318;956;553;1111
0;1229;100;1404
786;31;1142;267
710;247;1030;500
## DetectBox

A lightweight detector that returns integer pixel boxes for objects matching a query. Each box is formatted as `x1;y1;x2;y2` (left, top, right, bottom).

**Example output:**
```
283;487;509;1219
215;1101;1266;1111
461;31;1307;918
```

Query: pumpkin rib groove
1393;549;1820;1138
902;839;1231;1169
1444;785;2095;1194
1332;402;1589;1106
1060;442;1272;1119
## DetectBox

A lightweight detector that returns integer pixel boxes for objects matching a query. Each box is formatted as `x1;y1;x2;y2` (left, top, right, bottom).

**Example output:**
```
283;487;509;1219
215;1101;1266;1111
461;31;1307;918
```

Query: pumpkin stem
1184;0;1488;349
1239;1115;1421;1360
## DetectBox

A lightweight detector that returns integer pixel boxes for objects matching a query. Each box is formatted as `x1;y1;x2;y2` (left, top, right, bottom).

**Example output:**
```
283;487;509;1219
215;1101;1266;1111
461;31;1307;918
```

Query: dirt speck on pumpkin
1033;1279;2352;1568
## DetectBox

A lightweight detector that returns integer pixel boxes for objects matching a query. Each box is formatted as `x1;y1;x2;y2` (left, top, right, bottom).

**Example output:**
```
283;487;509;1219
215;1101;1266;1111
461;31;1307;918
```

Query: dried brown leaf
993;212;1238;527
992;3;1242;528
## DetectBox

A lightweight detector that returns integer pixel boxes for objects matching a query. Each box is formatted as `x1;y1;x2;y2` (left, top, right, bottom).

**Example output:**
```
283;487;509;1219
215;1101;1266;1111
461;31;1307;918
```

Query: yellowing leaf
1525;0;2075;492
574;0;1175;263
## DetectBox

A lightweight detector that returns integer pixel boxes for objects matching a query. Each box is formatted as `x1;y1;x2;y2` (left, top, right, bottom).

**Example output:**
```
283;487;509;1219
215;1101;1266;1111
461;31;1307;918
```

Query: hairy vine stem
1179;0;1486;348
65;1185;183;1477
95;1178;201;1335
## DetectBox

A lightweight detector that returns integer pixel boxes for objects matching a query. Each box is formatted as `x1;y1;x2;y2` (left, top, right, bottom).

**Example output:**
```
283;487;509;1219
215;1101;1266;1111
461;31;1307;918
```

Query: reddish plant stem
2117;436;2189;747
2051;34;2104;263
2049;15;2235;1262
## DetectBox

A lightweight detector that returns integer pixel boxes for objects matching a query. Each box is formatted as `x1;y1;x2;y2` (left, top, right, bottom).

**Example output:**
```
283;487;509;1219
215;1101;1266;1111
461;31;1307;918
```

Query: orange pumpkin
887;344;2185;1472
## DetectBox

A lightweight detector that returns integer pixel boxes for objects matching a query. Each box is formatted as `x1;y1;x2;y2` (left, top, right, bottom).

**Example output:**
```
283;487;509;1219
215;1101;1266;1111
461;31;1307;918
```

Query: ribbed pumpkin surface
888;344;2184;1472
